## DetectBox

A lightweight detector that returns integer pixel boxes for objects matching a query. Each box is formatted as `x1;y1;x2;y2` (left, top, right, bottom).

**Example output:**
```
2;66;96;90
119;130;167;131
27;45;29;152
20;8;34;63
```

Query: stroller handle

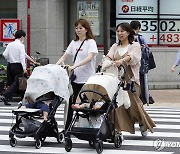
79;89;109;103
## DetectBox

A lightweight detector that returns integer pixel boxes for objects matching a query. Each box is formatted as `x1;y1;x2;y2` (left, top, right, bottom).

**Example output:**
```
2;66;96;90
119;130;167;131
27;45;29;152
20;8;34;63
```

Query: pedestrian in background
0;30;37;105
56;18;98;130
171;49;180;72
6;52;38;87
130;20;155;105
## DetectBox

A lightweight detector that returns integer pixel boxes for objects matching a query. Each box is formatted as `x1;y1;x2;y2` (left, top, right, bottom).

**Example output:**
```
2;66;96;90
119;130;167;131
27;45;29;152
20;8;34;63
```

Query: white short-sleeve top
66;39;98;83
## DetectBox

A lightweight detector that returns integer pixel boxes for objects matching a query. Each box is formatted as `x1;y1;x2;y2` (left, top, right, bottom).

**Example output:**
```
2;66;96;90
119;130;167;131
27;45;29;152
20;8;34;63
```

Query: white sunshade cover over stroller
24;64;70;103
81;72;130;109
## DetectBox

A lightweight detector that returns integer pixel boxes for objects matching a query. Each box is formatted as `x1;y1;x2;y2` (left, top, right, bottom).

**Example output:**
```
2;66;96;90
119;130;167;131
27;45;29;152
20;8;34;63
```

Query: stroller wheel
95;140;103;154
89;141;95;148
57;132;64;143
114;134;122;148
35;139;42;149
65;138;72;152
10;138;17;147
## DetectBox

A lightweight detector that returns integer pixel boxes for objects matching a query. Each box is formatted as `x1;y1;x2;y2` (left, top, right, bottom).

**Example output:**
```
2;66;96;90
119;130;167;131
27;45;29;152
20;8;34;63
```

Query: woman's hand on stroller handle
112;59;124;67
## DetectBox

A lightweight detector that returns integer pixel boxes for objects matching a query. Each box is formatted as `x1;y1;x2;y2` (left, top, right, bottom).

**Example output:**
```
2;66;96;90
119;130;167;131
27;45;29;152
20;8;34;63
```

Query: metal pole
103;0;110;55
27;0;31;75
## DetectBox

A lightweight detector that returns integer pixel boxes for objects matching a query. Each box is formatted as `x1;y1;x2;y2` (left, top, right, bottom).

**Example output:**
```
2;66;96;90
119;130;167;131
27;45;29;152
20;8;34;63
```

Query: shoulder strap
137;34;143;45
73;40;85;63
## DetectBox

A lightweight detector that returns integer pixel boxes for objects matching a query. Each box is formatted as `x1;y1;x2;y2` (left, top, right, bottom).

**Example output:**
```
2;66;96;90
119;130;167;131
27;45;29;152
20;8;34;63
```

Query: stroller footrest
12;109;41;116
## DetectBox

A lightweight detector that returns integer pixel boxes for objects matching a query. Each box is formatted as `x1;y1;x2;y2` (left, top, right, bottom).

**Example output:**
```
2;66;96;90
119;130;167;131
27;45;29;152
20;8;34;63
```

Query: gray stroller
64;65;132;154
9;64;70;149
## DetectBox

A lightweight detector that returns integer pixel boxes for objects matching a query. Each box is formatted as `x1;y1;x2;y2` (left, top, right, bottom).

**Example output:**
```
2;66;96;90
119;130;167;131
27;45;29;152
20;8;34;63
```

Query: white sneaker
120;133;124;141
139;125;148;137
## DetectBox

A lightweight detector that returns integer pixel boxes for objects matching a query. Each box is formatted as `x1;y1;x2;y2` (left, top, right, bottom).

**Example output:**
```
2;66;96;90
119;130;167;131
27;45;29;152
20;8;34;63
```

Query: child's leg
20;105;26;109
36;101;50;120
72;103;89;109
20;103;34;109
93;101;105;110
43;111;49;121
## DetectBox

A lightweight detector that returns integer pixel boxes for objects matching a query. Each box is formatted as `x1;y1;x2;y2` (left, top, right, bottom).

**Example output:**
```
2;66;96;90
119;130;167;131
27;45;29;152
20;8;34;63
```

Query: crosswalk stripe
0;122;179;132
147;114;180;118
145;108;180;112
151;118;180;122
0;106;65;110
1;128;180;139
0;133;177;148
0;136;175;154
0;119;64;125
122;131;180;138
2;112;180;119
0;109;64;114
0;105;179;153
0;113;64;118
134;124;180;130
0;145;173;154
146;111;180;114
1;108;180;115
2;117;180;125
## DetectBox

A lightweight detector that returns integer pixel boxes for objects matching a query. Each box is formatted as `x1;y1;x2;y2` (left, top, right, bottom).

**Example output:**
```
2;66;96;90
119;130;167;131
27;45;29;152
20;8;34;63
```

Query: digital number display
116;19;180;46
141;20;179;32
141;20;180;45
116;0;180;46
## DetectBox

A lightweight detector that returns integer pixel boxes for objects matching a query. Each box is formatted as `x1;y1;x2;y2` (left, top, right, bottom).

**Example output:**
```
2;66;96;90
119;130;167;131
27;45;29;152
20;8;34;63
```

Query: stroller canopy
81;73;119;102
24;64;70;102
81;72;130;108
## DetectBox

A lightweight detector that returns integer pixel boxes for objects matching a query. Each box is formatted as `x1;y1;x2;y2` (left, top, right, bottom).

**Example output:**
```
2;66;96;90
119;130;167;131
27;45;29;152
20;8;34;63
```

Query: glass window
0;0;17;18
68;0;104;48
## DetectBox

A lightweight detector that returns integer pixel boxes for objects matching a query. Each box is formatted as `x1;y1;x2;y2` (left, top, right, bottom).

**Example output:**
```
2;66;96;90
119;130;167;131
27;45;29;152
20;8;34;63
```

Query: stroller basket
69;115;113;141
71;127;99;141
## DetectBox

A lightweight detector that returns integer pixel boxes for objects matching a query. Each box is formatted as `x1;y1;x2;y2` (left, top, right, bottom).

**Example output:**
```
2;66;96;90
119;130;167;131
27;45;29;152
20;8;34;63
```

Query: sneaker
0;95;11;106
18;101;23;108
139;125;148;137
120;133;124;141
149;96;155;104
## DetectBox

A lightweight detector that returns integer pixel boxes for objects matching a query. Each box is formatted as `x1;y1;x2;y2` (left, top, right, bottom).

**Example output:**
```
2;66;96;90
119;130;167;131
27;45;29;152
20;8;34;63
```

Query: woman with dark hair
102;22;156;136
56;18;98;130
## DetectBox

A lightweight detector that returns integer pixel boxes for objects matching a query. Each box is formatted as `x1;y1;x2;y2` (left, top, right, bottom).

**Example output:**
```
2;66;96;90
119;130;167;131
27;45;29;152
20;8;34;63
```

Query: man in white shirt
0;30;36;105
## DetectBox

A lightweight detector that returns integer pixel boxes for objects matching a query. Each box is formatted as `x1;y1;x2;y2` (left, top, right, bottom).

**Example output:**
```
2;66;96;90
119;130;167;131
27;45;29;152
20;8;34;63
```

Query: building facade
0;0;180;88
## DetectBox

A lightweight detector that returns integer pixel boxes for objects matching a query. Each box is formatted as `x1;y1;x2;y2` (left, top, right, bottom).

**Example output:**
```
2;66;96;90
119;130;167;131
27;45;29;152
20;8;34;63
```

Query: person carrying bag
130;20;155;105
137;35;156;71
69;40;85;82
56;18;98;131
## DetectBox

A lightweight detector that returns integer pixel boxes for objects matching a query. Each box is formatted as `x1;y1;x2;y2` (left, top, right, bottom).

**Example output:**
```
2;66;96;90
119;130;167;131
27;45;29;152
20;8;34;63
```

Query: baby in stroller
64;71;126;153
72;98;106;110
9;64;70;149
20;94;52;121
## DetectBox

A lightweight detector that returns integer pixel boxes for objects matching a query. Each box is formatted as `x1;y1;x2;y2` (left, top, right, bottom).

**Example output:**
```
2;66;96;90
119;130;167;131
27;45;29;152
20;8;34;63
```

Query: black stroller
9;64;70;149
64;65;133;154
